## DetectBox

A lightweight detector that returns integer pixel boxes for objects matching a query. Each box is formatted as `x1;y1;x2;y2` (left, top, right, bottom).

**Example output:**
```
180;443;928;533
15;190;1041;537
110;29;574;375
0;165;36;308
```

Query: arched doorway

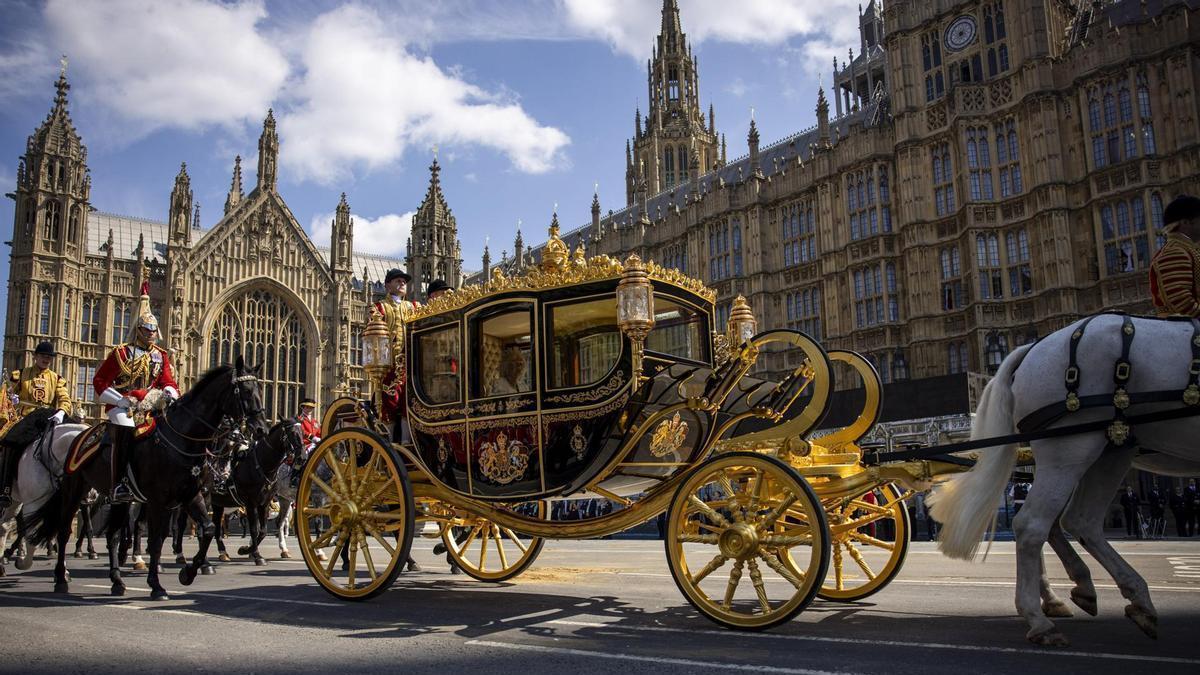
206;288;311;422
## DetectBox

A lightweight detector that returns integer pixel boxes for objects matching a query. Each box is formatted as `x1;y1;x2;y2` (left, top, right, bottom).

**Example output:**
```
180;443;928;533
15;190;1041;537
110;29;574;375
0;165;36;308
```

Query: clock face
945;15;978;52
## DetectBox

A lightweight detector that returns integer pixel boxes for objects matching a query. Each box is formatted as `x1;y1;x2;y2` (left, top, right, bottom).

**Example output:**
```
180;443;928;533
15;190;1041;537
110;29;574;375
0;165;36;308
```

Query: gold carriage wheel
665;451;830;631
817;483;910;602
442;501;547;582
296;428;414;601
320;396;363;438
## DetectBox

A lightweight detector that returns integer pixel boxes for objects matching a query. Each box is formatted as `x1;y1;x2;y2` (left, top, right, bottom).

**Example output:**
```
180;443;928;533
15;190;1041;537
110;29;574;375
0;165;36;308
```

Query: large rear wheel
296;428;414;600
443;501;547;582
665;452;830;630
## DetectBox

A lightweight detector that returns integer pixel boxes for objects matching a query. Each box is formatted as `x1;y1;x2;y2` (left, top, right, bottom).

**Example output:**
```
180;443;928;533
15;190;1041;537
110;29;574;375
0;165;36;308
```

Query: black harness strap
1105;316;1137;446
1064;315;1098;413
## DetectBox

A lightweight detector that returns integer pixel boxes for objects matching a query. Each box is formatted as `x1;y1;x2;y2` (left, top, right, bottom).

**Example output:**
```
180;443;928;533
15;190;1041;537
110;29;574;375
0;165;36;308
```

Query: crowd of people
1118;479;1200;538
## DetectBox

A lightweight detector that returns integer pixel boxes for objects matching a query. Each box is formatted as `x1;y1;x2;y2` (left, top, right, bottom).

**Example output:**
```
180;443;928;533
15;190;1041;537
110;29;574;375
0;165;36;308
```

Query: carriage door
464;300;542;498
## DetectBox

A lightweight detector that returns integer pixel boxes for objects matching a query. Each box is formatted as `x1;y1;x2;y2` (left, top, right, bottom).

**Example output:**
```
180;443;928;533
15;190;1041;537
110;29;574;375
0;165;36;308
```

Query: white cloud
43;0;288;132
279;4;570;184
726;77;749;98
309;210;414;258
563;0;861;76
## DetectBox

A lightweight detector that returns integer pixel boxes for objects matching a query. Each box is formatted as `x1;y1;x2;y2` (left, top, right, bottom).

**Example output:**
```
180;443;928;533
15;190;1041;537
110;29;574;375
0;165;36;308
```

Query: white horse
0;423;87;576
273;461;328;562
930;313;1200;646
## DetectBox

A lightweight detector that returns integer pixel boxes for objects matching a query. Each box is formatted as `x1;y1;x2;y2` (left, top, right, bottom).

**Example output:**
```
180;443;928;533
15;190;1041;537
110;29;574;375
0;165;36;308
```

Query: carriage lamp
361;312;392;387
727;295;757;346
618;254;656;386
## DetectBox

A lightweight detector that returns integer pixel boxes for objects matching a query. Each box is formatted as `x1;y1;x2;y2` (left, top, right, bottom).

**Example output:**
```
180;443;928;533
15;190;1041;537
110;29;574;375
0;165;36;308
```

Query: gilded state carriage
297;224;963;630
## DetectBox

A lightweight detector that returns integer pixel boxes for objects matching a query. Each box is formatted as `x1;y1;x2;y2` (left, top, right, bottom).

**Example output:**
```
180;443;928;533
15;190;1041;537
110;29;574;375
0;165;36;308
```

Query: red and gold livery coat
1149;233;1200;317
9;366;72;417
93;343;179;410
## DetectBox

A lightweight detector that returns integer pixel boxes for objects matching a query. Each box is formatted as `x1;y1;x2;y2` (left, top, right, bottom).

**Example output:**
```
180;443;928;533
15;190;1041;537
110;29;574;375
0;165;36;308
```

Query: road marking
545;620;1200;666
465;639;859;674
81;584;341;607
1;592;212;619
607;572;1200;592
1167;556;1200;578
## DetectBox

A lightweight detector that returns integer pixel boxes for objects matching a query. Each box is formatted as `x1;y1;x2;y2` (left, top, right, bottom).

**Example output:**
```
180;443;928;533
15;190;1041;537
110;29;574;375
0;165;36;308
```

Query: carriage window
549;298;622;389
415;326;460;404
472;305;533;398
646;298;707;362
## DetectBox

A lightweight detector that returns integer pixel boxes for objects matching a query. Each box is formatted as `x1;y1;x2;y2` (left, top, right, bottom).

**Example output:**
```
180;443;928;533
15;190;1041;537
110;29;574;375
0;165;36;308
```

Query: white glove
98;387;126;406
50;409;65;424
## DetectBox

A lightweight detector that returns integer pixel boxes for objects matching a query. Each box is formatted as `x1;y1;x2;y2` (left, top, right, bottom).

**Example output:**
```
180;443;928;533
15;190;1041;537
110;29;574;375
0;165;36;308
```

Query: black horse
24;358;267;599
170;425;247;568
194;421;302;566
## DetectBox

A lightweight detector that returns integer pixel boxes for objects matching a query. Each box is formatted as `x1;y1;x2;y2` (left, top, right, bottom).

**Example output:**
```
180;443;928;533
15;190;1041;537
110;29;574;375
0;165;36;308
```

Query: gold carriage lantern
617;254;655;385
727;295;757;346
361;311;392;387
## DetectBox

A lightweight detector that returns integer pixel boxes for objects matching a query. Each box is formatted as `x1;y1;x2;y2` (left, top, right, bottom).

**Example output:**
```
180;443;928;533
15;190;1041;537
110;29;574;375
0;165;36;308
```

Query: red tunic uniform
93;343;179;410
371;297;419;423
297;414;321;447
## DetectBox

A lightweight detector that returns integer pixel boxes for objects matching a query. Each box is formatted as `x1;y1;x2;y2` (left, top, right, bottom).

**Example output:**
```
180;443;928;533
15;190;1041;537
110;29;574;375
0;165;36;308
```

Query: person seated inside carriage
487;346;529;397
0;341;76;509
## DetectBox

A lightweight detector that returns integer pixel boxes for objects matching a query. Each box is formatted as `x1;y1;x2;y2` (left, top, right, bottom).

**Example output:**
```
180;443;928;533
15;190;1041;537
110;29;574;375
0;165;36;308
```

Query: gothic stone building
480;0;1200;432
3;72;462;422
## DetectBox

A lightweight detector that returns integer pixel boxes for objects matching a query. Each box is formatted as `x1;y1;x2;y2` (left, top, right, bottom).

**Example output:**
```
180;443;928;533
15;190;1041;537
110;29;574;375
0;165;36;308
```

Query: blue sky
0;0;863;331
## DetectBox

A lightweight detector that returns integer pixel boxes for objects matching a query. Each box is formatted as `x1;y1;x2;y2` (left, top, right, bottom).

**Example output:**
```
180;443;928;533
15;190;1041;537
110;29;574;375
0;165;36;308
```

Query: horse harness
1016;313;1200;448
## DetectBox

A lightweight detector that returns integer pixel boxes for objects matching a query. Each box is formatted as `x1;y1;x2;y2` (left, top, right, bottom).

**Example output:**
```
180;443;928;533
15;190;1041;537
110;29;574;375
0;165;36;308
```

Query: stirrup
110;482;135;504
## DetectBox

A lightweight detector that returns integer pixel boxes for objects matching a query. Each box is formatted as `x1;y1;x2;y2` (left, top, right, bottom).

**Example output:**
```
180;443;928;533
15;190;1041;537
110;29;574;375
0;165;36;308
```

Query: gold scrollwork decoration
477;432;530;485
649;411;689;458
470;397;534;416
411;401;466;420
545;371;626;404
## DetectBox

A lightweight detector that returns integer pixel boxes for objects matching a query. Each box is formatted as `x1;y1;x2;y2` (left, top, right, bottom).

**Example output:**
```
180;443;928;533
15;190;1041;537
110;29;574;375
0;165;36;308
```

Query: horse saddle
64;423;107;475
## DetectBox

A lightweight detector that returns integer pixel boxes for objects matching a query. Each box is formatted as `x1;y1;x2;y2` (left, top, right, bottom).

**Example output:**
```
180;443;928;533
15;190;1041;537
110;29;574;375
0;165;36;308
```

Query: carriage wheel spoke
362;509;407;522
325;531;348;577
746;471;764;511
494;526;509;569
690;553;728;584
721;560;745;609
687;495;730;528
362;522;396;557
358;531;378;582
302;507;331;519
325;454;351;498
311;525;340;550
478;527;489;571
761;533;812;547
309;475;339;502
501;528;529;554
696;521;725;534
761;494;798;529
677;533;719;545
747;558;771;613
844;541;877;579
347;530;358;588
758;550;805;590
833;542;845;590
847;498;891;516
457;524;483;556
847;530;895;550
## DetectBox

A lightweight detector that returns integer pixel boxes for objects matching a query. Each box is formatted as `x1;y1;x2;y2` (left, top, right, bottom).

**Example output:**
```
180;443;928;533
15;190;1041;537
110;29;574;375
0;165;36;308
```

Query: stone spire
256;109;279;191
331;192;353;274
407;153;462;296
169;162;193;245
817;85;831;148
224;155;244;215
747;111;761;177
591;186;601;233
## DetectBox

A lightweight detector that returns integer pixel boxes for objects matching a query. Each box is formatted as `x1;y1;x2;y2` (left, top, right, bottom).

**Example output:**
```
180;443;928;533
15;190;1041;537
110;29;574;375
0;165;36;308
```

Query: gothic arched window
68;206;80;243
44;200;61;242
208;289;310;422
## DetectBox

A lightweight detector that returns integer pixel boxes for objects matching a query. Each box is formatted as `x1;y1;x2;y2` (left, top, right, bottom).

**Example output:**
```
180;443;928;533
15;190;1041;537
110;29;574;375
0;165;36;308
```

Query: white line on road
464;639;860;674
81;584;341;607
545;620;1200;666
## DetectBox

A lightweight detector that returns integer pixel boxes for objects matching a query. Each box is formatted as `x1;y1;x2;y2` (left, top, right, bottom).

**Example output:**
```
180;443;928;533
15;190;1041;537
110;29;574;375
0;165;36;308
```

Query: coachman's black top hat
384;268;412;284
1163;195;1200;230
427;279;451;295
34;341;56;357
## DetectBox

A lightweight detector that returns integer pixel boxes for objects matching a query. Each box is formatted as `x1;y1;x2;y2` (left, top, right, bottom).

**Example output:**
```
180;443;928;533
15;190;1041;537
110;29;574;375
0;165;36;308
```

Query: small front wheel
665;451;830;630
296;428;414;600
443;501;547;582
818;483;911;602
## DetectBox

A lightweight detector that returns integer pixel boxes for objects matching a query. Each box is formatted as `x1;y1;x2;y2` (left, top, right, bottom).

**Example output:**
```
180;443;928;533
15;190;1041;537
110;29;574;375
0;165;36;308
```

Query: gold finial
60;54;68;78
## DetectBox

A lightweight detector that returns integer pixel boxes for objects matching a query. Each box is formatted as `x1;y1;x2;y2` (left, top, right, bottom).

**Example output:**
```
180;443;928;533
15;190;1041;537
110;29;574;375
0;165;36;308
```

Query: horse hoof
150;590;170;601
200;565;215;576
254;557;266;567
87;552;98;560
156;564;164;574
1028;629;1070;647
279;549;291;559
72;551;83;559
218;553;231;563
316;551;328;562
1042;599;1074;618
238;546;251;556
1071;591;1098;617
15;556;33;571
175;555;187;565
178;566;196;586
1125;605;1158;639
111;584;125;597
132;561;147;571
53;582;69;594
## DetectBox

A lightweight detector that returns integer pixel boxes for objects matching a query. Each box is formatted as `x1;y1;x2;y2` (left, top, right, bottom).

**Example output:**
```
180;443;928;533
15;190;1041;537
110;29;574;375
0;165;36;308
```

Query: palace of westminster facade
5;0;1200;432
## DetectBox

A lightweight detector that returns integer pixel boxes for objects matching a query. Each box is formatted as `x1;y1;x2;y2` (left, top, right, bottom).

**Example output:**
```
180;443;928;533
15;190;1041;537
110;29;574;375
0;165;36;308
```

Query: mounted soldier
0;341;74;509
296;397;320;454
1149;194;1200;317
93;281;179;503
369;268;419;442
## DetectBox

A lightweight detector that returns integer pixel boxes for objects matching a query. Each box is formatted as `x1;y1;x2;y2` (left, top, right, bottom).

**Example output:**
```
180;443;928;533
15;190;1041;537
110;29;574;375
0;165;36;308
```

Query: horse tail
22;472;79;548
928;342;1033;560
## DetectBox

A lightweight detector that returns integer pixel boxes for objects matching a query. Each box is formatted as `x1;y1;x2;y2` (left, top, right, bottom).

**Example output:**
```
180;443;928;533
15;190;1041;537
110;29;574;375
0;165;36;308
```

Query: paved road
1;537;1198;674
